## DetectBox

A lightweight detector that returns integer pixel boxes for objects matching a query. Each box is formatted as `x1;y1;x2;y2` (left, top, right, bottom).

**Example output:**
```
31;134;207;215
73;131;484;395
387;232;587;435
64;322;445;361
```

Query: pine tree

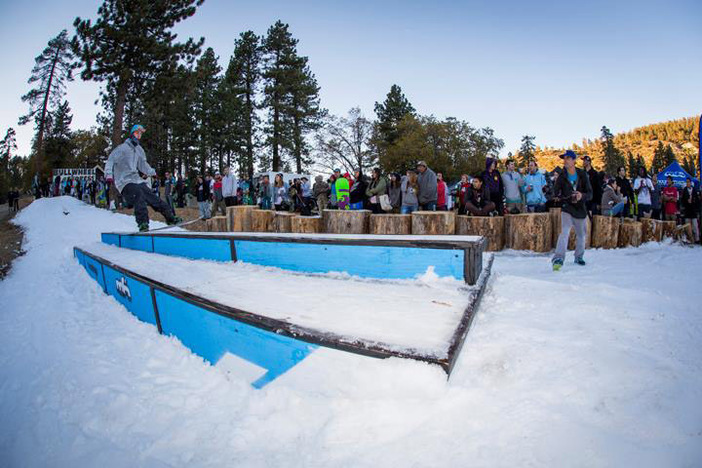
221;31;261;179
651;141;666;173
373;84;415;147
682;155;697;177
193;48;222;175
19;30;75;177
626;151;636;177
664;144;676;166
44;101;74;169
517;135;536;166
636;154;646;174
0;128;18;201
601;126;626;175
287;57;322;173
262;21;298;172
73;0;204;148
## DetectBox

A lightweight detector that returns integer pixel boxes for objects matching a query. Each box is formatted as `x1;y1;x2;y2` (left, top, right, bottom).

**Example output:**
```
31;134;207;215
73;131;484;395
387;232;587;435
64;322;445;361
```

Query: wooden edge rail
104;231;486;251
74;246;493;377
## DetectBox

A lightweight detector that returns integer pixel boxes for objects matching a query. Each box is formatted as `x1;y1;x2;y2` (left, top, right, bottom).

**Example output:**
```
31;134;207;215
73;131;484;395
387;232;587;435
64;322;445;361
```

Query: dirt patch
0;198;32;280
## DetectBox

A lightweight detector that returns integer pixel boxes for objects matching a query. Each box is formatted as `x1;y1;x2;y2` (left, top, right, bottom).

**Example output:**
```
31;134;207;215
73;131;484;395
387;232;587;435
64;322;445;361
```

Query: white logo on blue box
116;277;132;301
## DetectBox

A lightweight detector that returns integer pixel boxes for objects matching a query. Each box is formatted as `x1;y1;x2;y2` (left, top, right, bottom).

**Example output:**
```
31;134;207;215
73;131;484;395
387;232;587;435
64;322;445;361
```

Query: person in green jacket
336;173;350;210
366;167;388;213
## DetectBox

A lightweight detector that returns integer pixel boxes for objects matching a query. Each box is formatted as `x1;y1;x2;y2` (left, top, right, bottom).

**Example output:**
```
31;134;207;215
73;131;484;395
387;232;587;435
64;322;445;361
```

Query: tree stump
504;213;552;252
411;211;456;235
661;221;677;240
618;220;642;247
456;215;505;251
291;216;323;234
323;209;371;234
251;209;274;232
227;205;257;232
369;214;412;235
674;223;695;243
184;219;208;232
206;216;227;232
567;216;592;250
641;218;663;243
549;208;561;248
592;215;620;249
273;212;295;233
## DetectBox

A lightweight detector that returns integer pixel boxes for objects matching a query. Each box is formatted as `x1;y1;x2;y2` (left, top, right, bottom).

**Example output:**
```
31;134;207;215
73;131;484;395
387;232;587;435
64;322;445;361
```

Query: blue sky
1;0;700;157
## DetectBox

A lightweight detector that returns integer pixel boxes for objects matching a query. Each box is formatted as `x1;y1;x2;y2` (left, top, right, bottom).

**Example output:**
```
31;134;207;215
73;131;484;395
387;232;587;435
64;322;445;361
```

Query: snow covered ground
1;196;701;467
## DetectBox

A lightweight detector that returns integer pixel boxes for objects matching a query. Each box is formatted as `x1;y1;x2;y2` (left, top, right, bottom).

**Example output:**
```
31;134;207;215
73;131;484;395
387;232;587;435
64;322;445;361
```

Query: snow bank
1;197;701;467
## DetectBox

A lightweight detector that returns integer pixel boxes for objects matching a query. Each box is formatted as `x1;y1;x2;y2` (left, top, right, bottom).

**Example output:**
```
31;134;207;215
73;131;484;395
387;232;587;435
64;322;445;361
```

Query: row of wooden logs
203;206;696;252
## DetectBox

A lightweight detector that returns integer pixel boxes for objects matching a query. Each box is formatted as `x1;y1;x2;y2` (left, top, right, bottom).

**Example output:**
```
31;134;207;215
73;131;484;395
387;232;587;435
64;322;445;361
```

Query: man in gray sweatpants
551;150;592;271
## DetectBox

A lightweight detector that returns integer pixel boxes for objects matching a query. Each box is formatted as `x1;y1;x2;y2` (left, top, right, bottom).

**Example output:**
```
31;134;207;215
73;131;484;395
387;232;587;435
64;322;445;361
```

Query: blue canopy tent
656;160;700;189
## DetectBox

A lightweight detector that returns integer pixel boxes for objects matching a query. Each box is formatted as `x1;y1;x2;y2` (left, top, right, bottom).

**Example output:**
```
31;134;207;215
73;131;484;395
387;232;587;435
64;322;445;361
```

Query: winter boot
574;257;586;266
138;222;149;232
552;259;563;271
167;216;183;226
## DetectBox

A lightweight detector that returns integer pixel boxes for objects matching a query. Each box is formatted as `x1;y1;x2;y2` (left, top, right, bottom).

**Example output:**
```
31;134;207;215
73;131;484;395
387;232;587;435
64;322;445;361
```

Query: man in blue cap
105;124;181;231
551;150;593;270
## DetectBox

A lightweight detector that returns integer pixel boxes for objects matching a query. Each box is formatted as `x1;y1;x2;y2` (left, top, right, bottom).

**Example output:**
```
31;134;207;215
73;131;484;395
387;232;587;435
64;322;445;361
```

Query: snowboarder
105;124;181;231
551;150;592;271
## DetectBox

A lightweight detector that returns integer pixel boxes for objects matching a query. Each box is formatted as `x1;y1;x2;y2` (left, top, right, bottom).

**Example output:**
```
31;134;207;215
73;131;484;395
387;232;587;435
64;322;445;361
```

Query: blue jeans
198;201;211;219
527;204;545;213
260;197;271;210
401;205;418;214
420;202;436;211
604;202;625;217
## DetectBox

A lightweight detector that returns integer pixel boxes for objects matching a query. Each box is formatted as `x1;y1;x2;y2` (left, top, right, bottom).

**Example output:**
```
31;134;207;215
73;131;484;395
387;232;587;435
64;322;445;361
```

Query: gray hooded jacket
105;138;156;193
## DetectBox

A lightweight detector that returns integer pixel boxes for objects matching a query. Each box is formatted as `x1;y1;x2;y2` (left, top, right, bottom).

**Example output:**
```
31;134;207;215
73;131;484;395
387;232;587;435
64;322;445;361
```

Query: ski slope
1;196;701;467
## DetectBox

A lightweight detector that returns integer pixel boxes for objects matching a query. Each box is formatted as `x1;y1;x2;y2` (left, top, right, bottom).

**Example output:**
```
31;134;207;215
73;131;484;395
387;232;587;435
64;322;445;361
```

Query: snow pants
553;211;587;262
121;182;176;227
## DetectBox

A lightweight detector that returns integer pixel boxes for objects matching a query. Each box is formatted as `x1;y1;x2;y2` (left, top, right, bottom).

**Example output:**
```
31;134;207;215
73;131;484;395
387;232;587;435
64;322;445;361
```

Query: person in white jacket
222;166;238;206
633;167;654;219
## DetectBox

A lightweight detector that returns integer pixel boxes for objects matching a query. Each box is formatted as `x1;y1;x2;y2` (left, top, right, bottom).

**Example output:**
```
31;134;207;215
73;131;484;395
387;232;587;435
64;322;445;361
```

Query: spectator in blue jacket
522;160;548;213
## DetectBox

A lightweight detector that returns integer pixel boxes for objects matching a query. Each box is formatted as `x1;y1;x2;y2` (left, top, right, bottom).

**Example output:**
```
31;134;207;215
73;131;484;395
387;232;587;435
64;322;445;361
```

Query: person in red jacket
457;174;472;215
661;176;679;221
437;172;448;211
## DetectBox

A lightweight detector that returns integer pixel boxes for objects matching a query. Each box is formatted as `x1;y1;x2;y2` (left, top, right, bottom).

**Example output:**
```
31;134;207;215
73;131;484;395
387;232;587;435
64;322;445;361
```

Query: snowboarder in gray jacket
105;124;180;231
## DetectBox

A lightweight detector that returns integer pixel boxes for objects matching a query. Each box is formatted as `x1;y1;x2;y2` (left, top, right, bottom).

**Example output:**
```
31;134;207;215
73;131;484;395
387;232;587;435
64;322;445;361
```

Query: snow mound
1;197;701;466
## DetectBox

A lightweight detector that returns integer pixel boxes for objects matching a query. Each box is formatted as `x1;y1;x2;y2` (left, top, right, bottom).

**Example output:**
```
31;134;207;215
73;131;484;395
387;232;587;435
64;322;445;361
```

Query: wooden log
592;215;620;249
183;219;208;232
291;216;323;234
206;216;227;232
251;209;274;232
411;211;456;235
369;214;412;235
675;223;695;243
456;215;505;251
618;220;642;248
323;209;371;234
641;218;663;243
227;205;257;232
504;213;552;252
567;216;592;250
272;212;295;233
661;220;677;240
549;208;561;248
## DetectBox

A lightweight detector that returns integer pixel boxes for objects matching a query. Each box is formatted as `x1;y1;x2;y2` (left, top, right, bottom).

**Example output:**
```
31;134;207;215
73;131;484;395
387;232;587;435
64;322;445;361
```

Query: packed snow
1;196;701;467
79;241;472;355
